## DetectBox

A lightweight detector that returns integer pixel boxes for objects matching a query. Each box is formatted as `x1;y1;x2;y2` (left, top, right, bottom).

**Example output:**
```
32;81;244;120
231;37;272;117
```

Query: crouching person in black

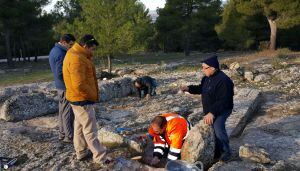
134;76;157;100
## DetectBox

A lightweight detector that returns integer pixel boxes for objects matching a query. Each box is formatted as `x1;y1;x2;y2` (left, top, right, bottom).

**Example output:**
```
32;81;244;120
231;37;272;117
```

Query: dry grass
221;49;300;65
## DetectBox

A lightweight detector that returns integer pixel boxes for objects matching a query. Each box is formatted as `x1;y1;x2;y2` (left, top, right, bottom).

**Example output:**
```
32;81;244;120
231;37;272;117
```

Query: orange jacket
148;113;190;160
63;43;99;103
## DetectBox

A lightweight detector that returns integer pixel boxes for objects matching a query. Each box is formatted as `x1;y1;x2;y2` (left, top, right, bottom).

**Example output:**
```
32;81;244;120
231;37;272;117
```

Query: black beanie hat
201;55;219;70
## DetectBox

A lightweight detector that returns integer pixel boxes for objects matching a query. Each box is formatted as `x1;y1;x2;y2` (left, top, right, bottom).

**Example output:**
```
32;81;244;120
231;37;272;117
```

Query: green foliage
216;0;269;50
217;0;300;50
53;0;154;73
54;0;153;56
236;0;300;29
156;0;222;53
0;0;55;66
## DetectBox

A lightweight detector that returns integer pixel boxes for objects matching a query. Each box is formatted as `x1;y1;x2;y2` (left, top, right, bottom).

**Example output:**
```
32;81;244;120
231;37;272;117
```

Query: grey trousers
57;90;74;140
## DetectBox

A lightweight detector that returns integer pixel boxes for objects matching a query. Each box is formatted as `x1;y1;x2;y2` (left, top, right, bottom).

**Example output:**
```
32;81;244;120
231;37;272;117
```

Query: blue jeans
213;109;232;157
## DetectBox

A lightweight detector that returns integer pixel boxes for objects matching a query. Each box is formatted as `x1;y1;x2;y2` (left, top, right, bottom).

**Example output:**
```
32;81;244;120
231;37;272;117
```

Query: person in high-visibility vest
148;113;191;166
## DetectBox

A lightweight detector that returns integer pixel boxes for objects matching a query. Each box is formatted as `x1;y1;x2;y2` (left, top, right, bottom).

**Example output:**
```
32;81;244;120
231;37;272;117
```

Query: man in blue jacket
181;55;234;162
49;34;76;143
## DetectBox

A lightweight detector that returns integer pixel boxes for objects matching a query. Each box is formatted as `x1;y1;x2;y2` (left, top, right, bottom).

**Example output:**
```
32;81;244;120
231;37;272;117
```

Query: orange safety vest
148;113;191;160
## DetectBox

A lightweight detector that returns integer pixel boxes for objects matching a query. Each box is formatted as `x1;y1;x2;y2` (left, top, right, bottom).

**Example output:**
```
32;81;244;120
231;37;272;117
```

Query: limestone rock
257;64;273;73
227;88;262;137
181;120;215;168
98;126;124;147
229;62;240;70
208;161;266;171
115;68;134;76
99;77;135;102
98;126;143;153
239;144;271;164
112;157;163;171
254;74;271;82
0;93;57;121
133;69;148;75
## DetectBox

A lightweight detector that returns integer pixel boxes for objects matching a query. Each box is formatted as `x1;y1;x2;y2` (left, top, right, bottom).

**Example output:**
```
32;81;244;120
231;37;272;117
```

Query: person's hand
204;112;214;125
150;156;160;166
180;86;189;92
146;94;151;100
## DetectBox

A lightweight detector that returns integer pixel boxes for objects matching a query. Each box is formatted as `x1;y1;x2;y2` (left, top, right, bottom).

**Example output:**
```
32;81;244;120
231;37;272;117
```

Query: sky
44;0;166;12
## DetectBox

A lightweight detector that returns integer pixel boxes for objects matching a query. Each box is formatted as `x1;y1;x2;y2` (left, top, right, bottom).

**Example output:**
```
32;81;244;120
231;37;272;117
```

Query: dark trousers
57;90;74;140
213;109;232;157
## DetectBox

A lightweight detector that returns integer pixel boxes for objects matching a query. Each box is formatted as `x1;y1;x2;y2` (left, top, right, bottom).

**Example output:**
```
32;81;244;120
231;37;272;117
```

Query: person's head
151;115;167;134
134;78;142;88
79;34;99;54
59;34;76;49
201;55;219;77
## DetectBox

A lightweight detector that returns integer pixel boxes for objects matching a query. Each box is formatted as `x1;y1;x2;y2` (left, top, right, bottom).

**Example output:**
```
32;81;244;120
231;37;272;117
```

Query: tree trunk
19;49;22;62
184;33;190;56
267;18;277;51
34;50;38;62
20;37;26;62
107;55;112;74
5;29;13;67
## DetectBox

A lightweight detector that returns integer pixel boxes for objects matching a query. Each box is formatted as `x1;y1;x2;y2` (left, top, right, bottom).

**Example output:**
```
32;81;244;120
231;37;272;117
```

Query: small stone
229;62;240;70
239;144;271;164
244;71;254;81
254;74;271;82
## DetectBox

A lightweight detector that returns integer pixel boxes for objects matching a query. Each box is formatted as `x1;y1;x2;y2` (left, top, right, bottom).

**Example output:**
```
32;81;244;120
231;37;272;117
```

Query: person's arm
55;54;64;83
145;82;153;95
69;60;94;99
187;84;202;94
209;80;232;117
137;88;142;98
148;127;166;159
187;77;205;94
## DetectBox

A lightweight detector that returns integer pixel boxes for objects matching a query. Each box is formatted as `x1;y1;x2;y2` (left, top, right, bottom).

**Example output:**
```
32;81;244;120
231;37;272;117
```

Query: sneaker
219;152;232;163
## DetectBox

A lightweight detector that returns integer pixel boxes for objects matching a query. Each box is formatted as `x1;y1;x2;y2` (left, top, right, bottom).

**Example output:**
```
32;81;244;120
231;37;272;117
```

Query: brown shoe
77;151;93;161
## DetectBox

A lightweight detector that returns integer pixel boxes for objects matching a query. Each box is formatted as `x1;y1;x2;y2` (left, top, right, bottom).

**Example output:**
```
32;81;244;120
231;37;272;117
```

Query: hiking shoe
62;138;73;144
219;152;232;163
77;151;93;161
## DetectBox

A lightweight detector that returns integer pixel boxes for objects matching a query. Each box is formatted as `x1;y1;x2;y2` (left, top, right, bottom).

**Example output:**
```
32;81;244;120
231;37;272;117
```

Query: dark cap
201;55;219;70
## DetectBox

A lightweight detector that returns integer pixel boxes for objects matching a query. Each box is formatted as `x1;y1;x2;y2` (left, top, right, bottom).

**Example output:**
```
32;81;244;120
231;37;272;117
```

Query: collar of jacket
209;69;220;78
71;43;93;59
55;42;67;52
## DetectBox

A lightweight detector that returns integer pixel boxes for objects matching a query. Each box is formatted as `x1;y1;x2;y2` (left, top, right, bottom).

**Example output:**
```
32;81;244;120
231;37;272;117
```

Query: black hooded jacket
188;70;234;117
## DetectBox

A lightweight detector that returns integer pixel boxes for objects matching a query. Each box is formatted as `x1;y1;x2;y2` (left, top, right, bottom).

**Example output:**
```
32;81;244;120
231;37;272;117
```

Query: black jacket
135;76;156;98
188;70;234;117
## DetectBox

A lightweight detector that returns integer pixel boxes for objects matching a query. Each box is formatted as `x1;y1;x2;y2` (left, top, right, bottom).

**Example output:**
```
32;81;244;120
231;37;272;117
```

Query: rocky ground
0;51;299;171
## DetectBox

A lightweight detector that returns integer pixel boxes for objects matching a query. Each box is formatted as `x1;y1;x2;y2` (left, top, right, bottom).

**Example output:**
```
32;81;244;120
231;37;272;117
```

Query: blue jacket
188;70;234;117
49;43;67;90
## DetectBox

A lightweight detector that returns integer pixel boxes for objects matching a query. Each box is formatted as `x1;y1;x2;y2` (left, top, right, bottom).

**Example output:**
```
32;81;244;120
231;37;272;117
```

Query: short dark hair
134;78;142;84
60;34;76;43
151;115;167;129
80;34;99;48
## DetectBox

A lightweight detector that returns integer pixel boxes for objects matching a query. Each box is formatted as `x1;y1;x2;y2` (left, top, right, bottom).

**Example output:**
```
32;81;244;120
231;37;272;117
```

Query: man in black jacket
181;55;234;162
134;76;157;100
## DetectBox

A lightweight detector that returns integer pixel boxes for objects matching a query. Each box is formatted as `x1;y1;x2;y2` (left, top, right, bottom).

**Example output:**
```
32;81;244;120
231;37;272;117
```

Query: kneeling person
148;113;191;166
134;76;157;100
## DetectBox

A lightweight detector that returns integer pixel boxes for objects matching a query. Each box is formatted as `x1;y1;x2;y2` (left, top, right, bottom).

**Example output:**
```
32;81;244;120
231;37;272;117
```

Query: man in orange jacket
148;113;191;166
63;35;108;164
